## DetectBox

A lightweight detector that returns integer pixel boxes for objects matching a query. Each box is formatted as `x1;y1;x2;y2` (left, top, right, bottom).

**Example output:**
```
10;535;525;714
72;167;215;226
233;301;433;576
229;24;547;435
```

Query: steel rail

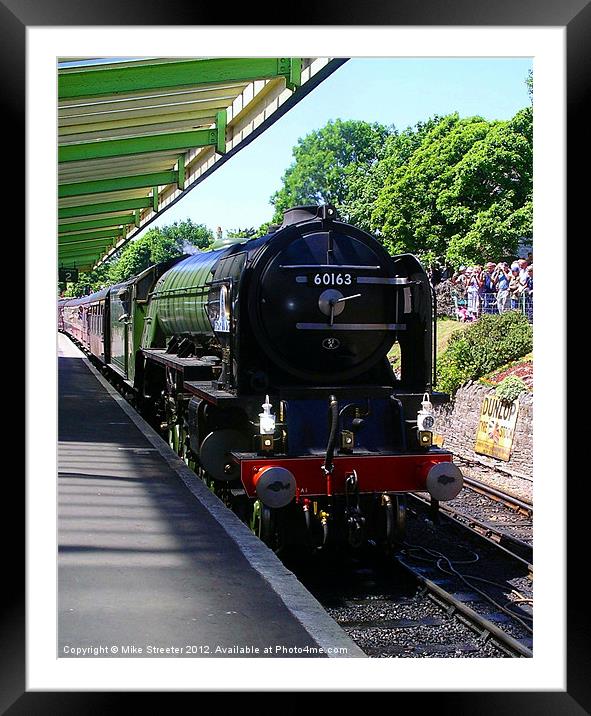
462;475;533;516
395;555;533;658
409;493;533;570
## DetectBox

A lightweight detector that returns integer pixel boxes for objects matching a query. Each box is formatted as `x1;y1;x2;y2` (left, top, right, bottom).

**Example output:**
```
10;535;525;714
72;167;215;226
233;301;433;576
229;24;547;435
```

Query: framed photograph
15;0;583;709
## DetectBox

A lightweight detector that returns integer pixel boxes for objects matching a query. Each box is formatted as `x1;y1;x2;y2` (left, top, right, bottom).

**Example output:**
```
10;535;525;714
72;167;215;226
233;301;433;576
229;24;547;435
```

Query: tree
343;117;443;233
270;119;392;222
257;220;276;236
109;220;213;283
158;219;213;252
226;227;257;239
371;109;532;267
62;261;113;297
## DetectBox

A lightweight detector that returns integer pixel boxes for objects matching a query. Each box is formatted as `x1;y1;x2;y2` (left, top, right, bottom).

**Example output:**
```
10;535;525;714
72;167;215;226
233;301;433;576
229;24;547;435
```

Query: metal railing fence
452;290;533;323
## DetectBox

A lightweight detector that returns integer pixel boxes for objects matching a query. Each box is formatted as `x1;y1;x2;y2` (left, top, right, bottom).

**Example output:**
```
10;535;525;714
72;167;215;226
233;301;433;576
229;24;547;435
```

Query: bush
495;375;527;403
434;279;457;318
436;311;532;395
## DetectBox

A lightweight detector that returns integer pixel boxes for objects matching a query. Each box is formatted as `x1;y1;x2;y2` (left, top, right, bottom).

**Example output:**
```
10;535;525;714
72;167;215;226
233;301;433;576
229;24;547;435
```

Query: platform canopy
58;57;346;272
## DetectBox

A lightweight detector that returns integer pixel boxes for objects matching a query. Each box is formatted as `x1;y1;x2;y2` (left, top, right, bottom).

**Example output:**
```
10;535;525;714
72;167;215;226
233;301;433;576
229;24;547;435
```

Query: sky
144;57;532;236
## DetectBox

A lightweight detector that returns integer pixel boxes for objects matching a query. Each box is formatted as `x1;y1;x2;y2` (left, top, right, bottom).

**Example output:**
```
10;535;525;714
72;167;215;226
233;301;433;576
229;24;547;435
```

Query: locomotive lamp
417;393;436;432
418;431;433;447
259;395;276;435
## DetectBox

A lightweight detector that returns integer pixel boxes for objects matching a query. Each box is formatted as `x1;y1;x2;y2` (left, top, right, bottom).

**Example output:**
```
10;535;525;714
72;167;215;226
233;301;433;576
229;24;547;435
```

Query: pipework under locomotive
137;204;463;549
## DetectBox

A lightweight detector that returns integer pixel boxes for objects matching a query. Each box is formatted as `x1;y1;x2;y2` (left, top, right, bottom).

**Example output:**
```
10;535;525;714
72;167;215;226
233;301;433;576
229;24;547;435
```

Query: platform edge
71;345;366;659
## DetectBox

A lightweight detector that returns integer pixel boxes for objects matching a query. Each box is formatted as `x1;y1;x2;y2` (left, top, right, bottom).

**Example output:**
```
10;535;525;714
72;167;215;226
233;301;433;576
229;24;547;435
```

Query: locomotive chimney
280;204;337;228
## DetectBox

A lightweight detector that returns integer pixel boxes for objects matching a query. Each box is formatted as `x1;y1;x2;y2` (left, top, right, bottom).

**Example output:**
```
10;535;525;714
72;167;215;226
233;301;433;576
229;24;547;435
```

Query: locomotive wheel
251;501;283;553
382;494;407;550
169;423;180;455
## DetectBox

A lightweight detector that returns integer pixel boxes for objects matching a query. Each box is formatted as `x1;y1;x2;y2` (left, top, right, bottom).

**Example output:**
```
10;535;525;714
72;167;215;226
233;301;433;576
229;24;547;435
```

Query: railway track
395;554;532;657
452;455;533;505
288;538;532;658
287;479;533;659
463;475;532;516
410;488;533;566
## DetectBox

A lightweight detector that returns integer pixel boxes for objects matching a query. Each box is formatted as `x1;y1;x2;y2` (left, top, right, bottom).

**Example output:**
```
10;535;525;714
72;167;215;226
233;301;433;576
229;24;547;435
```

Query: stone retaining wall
434;381;533;479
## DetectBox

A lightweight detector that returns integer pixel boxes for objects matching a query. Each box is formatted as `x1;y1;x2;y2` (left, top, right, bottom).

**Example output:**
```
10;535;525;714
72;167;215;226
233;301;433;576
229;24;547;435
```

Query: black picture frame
13;1;584;711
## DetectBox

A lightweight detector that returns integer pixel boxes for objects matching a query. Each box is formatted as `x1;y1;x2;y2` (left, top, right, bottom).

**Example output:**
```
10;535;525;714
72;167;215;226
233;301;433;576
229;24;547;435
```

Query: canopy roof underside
58;56;345;271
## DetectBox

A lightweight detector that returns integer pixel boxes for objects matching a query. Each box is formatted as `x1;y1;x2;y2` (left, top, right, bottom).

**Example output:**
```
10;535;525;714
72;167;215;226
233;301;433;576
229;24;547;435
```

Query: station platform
58;334;362;658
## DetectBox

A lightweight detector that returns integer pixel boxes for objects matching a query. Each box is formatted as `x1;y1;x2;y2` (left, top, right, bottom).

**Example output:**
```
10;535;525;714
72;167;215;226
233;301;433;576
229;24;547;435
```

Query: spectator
457;305;469;322
429;263;442;285
439;256;532;323
525;264;533;290
466;265;482;320
481;261;498;314
452;266;467;288
509;263;523;310
523;264;533;320
495;262;512;313
440;263;453;281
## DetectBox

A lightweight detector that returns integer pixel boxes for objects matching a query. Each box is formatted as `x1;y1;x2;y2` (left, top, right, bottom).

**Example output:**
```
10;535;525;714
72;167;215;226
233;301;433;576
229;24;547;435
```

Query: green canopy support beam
59;127;218;163
60;237;115;251
59;57;303;100
59;264;93;272
286;58;302;91
60;254;110;267
134;210;141;227
58;196;152;220
216;110;226;155
177;155;185;190
60;243;106;255
58;229;121;244
59;214;135;233
152;187;159;213
60;250;113;263
59;171;178;198
59;252;104;264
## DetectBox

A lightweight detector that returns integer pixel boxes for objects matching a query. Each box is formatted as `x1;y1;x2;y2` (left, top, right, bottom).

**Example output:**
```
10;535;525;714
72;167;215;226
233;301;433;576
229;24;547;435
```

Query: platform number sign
59;268;79;283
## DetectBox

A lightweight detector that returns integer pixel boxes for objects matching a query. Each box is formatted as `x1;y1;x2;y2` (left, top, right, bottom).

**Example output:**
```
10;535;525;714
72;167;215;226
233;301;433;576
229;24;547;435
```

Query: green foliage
270;119;392;223
109;220;213;283
61;261;113;297
436;311;533;395
495;374;527;403
270;108;532;269
371;109;533;267
343;117;442;234
226;227;257;239
61;219;214;296
257;220;276;236
526;69;533;104
434;279;457;318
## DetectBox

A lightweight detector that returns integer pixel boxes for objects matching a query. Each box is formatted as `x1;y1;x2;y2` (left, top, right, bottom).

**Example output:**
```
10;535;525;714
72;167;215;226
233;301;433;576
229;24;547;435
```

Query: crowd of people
430;256;534;322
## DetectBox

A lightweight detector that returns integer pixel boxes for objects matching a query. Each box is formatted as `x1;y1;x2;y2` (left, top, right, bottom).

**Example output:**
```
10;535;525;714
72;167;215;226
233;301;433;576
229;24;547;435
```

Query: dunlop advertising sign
474;394;519;461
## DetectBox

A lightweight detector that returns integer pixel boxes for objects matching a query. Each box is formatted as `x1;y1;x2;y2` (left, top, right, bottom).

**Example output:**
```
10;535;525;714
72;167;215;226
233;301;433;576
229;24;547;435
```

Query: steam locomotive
60;205;463;550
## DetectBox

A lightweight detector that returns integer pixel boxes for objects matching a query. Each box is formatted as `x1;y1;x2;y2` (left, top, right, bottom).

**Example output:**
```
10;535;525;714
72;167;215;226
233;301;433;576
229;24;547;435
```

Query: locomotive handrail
279;264;381;270
149;285;208;298
356;277;414;285
431;283;437;390
295;322;407;331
